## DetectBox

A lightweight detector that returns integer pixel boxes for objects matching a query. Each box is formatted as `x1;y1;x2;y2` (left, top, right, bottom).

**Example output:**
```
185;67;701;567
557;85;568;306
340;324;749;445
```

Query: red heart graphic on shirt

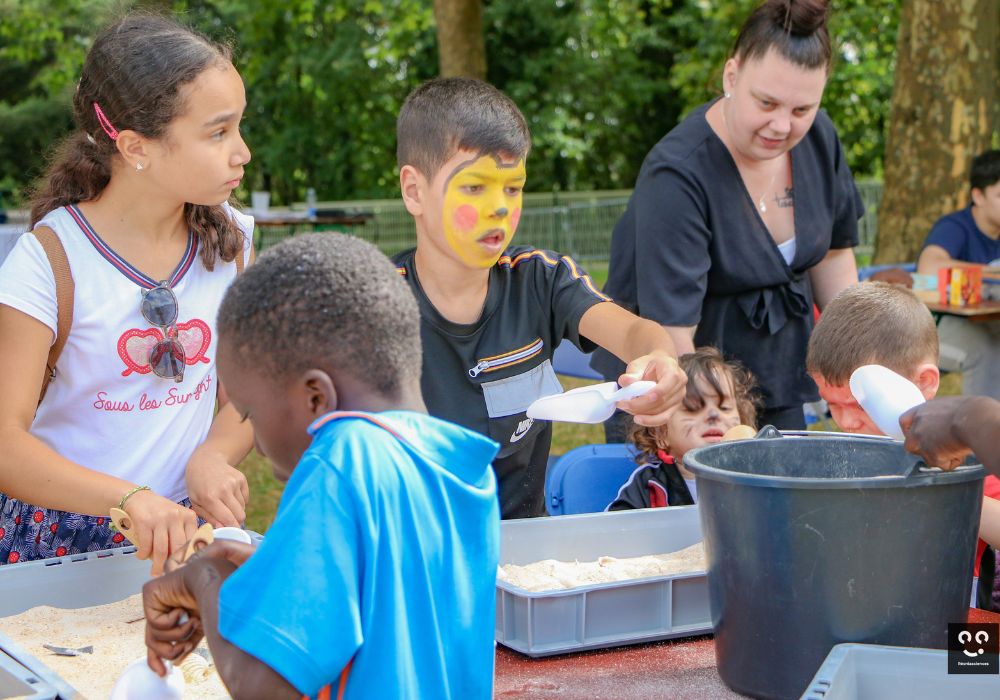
176;319;211;365
119;328;163;376
118;318;212;377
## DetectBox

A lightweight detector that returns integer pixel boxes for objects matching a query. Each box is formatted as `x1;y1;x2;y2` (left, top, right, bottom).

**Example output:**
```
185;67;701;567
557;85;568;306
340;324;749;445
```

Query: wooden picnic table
924;300;1000;323
493;607;1000;698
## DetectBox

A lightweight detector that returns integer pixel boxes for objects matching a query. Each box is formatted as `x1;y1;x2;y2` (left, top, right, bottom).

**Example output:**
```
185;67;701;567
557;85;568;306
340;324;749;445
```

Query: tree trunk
433;0;487;80
874;0;999;263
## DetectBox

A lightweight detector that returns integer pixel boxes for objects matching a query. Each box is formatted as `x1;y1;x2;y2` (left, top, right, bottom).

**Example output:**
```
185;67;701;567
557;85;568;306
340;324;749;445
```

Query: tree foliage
1;0;900;207
0;0;123;201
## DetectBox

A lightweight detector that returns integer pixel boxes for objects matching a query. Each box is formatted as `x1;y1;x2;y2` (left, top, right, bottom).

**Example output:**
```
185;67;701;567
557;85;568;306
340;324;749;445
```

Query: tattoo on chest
774;187;794;209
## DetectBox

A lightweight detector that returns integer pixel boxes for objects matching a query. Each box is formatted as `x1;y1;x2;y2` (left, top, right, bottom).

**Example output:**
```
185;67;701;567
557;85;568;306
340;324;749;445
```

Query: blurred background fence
0;181;884;269
256;180;884;265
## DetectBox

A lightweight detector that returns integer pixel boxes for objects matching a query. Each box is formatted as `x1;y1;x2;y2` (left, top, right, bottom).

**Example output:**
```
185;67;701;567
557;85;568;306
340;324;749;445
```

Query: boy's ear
400;164;426;217
114;130;149;171
301;369;337;418
912;362;941;400
970;187;985;208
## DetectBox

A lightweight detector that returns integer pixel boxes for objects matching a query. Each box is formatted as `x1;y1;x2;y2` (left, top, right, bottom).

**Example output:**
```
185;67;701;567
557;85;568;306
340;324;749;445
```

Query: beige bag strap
235;234;255;274
32;227;75;405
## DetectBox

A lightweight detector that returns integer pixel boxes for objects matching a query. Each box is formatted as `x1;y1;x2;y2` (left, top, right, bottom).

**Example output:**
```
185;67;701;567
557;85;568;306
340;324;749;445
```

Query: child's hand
124;490;198;576
185;448;249;528
142;568;203;676
900;397;979;470
617;351;688;427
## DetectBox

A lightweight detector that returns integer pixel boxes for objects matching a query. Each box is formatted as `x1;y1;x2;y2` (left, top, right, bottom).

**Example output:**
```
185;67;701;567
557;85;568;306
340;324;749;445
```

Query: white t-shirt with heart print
0;204;254;503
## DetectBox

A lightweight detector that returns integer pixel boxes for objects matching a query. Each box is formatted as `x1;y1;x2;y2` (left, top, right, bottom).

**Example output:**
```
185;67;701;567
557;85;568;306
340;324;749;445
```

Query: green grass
240;450;284;534
581;261;608;289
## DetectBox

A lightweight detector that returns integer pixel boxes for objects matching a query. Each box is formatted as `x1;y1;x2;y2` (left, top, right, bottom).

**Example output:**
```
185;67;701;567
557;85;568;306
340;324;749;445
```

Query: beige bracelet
117;484;151;511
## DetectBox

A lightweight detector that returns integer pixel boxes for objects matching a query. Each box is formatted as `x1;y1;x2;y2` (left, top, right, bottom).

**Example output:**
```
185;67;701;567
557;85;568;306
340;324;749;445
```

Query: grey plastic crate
801;643;1000;699
0;546;147;618
0;535;260;699
0;649;56;699
0;547;150;699
495;506;711;657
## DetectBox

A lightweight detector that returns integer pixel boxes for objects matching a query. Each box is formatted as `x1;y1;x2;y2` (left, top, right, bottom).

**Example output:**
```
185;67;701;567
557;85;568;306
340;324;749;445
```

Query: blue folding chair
544;443;641;515
552;342;602;380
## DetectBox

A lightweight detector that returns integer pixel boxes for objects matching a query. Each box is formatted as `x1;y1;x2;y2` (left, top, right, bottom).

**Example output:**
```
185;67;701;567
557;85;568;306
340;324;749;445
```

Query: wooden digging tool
183;522;215;562
110;509;215;563
109;507;140;545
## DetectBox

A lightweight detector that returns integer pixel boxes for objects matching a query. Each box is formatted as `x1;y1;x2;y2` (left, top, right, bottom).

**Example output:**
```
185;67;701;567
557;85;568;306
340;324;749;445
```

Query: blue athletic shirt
923;206;1000;265
217;410;501;699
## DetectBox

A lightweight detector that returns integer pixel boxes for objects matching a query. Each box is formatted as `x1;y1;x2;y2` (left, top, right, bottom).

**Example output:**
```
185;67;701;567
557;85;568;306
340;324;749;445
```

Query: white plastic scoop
849;364;925;439
109;658;184;700
526;380;656;424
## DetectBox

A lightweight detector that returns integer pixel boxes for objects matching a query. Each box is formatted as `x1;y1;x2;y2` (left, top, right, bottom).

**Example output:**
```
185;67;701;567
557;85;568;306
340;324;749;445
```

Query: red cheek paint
510;207;521;232
453;205;479;232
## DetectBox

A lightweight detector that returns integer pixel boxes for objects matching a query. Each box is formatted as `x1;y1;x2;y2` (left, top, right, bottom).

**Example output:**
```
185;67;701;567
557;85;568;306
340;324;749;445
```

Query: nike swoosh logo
510;420;534;443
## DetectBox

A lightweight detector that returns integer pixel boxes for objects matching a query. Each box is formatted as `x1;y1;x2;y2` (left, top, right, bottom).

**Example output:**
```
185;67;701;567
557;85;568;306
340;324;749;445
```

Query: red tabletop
494;608;1000;699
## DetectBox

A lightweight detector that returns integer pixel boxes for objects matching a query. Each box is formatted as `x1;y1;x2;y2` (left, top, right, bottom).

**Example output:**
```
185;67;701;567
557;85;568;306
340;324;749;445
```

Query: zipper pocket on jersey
468;338;544;378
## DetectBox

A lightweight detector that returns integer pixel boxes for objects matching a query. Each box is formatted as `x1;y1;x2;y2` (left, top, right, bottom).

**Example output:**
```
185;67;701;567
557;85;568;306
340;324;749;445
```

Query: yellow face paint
442;154;526;268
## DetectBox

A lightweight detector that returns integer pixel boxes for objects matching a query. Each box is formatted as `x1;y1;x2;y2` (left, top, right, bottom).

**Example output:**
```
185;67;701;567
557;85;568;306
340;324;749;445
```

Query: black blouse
593;100;863;409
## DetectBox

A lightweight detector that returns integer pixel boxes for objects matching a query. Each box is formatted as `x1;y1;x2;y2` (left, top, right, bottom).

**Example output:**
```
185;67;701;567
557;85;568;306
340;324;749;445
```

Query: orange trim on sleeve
337;659;353;700
301;658;351;700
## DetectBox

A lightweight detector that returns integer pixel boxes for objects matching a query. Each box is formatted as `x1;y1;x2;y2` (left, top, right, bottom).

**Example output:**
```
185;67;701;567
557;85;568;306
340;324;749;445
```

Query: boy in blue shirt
141;233;501;700
917;149;1000;400
393;77;688;518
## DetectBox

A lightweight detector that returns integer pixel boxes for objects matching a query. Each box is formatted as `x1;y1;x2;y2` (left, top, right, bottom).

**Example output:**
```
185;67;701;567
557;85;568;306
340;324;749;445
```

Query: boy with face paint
394;77;688;519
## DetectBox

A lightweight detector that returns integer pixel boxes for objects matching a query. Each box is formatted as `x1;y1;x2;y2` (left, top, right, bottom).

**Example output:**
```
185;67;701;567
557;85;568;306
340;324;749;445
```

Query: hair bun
769;0;828;36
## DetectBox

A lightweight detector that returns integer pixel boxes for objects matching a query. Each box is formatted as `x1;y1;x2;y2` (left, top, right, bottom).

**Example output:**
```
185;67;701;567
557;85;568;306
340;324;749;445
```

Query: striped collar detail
65;204;197;289
308;411;407;440
497;248;611;301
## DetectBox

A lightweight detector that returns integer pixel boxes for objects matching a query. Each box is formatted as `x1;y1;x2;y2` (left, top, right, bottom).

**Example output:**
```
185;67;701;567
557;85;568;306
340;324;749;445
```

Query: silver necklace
720;103;778;214
757;173;777;213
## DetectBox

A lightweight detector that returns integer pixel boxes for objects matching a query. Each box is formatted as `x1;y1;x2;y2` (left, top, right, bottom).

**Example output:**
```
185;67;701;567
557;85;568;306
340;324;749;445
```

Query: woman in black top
594;0;862;431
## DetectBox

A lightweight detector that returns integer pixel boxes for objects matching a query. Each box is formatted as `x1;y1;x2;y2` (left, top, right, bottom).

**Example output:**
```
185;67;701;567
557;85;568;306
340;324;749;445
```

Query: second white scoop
849;364;925;439
526;381;656;424
109;658;184;700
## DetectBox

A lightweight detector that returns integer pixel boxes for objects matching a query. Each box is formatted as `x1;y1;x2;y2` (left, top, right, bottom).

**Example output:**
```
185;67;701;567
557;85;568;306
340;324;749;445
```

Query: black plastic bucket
684;430;984;700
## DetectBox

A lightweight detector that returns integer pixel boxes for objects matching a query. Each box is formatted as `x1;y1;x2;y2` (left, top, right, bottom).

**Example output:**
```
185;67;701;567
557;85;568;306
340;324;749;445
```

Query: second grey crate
496;506;711;657
801;643;1000;699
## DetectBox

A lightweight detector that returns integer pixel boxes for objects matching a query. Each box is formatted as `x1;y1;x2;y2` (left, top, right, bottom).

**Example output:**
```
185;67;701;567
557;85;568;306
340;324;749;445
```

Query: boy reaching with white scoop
392;77;687;518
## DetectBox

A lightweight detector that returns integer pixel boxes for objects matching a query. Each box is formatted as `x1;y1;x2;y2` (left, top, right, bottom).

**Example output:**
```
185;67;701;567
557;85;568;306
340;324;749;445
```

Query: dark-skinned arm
899;396;1000;476
144;543;300;700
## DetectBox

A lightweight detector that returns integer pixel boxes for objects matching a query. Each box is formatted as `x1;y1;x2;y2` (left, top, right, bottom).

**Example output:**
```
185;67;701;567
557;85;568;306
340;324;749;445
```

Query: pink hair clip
93;102;119;141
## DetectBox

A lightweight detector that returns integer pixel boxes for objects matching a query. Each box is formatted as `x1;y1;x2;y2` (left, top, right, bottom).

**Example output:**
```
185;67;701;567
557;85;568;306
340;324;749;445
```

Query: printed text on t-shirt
92;373;214;413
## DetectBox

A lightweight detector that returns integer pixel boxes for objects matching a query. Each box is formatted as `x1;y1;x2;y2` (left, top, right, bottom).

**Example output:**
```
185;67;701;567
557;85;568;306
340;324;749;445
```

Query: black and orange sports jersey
395;245;607;518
